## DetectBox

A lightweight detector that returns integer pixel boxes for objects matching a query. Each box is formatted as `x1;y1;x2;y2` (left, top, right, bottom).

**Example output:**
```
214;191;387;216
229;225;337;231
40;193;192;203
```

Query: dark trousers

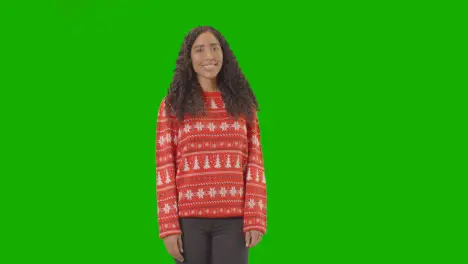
175;217;249;264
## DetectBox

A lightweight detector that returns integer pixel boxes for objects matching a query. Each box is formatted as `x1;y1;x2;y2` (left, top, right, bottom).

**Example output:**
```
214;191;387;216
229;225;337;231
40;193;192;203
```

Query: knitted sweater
155;91;267;238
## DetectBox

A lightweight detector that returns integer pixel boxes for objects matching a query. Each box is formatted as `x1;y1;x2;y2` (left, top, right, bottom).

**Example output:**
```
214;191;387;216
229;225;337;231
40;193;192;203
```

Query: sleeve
243;110;267;234
155;98;182;239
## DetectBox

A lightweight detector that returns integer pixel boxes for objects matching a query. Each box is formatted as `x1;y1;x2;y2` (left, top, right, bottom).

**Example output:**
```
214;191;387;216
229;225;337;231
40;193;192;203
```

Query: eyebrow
193;43;220;49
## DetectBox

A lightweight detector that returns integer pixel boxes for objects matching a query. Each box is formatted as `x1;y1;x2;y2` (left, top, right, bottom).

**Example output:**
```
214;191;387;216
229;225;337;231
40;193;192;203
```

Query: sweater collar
202;91;222;97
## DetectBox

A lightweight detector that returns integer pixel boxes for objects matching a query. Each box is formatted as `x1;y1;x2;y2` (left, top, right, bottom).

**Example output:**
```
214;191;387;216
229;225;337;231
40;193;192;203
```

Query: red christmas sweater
155;91;267;238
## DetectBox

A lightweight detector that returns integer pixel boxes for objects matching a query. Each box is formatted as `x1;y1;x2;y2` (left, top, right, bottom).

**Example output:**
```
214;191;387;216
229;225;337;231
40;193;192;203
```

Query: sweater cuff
159;229;182;239
158;218;182;239
243;215;267;235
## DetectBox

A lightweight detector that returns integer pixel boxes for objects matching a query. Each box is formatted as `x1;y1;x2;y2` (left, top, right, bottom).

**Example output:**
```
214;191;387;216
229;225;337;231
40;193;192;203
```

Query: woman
155;26;267;264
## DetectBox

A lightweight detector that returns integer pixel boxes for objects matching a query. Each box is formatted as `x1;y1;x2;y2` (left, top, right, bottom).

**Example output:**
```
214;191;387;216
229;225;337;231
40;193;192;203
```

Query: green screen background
2;1;465;264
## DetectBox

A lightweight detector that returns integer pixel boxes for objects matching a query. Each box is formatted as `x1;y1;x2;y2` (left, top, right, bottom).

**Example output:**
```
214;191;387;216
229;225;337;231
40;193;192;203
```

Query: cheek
191;58;201;72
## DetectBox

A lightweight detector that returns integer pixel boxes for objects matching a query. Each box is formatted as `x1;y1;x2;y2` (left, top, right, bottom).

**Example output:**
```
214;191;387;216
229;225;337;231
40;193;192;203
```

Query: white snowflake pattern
232;121;241;130
207;122;216;132
248;199;255;209
163;203;171;214
208;188;217;198
185;190;193;200
229;187;237;196
219;187;227;197
158;136;166;146
194;122;205;131
197;188;205;199
184;124;191;133
220;122;229;131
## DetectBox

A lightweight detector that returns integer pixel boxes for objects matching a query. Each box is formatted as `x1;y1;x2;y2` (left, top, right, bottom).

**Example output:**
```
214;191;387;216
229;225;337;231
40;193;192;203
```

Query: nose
204;49;215;59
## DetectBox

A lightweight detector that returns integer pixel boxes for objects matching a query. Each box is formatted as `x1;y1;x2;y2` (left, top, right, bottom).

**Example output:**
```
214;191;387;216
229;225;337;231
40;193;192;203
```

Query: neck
198;76;218;92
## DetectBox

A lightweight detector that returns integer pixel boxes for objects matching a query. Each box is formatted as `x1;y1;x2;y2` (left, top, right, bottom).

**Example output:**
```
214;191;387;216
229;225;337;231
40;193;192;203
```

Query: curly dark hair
164;26;259;124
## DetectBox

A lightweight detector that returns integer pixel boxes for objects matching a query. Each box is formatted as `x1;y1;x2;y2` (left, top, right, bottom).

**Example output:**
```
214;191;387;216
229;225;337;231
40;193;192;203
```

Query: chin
202;73;218;80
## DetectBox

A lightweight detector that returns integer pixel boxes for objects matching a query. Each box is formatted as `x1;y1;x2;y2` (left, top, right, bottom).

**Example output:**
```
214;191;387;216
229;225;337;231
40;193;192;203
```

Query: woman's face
191;31;223;80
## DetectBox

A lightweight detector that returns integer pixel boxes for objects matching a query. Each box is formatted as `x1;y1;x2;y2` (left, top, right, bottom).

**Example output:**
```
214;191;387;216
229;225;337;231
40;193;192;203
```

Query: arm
156;98;182;239
243;110;267;235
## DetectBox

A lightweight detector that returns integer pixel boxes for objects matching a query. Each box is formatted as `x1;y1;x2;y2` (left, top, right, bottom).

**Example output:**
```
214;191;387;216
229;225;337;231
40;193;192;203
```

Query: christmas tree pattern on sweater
155;92;267;238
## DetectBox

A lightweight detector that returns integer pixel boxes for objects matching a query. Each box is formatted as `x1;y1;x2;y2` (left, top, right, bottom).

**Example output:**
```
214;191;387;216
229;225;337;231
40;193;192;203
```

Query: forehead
192;32;220;47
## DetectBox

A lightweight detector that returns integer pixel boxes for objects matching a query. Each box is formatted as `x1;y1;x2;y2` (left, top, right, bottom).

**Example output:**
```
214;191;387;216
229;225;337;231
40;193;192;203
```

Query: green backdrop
2;1;465;264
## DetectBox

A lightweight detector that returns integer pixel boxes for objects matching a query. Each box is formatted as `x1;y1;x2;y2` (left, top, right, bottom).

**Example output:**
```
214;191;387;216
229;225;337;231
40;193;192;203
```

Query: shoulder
159;95;168;106
158;96;172;112
158;96;180;122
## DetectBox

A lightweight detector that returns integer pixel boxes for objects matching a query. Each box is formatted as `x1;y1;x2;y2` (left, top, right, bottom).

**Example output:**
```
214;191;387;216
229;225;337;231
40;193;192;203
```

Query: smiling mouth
202;64;218;69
